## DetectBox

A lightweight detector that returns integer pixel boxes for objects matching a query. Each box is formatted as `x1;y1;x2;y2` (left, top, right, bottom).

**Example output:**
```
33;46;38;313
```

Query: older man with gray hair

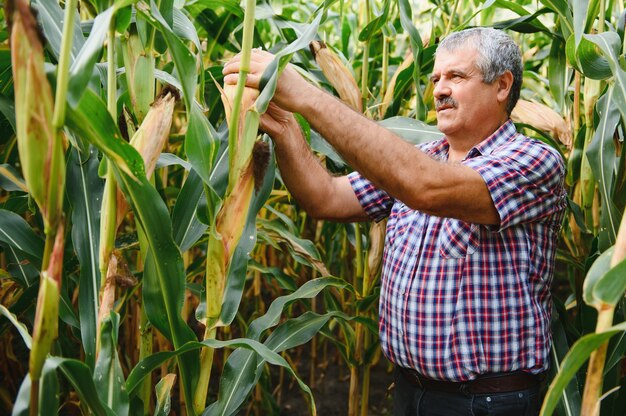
224;27;566;416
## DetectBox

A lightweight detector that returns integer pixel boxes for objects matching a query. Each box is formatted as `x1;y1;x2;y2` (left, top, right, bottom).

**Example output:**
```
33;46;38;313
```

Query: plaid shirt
348;120;566;381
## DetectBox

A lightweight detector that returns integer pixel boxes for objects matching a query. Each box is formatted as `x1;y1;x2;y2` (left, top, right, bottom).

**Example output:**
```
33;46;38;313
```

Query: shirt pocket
439;218;480;258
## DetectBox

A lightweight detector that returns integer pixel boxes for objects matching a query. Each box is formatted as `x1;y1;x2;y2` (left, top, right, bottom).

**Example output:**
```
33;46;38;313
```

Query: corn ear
310;41;362;113
122;28;155;123
9;0;65;233
115;89;178;227
511;99;572;147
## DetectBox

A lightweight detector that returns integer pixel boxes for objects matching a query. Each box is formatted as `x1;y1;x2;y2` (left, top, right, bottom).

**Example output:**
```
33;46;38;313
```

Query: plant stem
194;1;257;412
360;0;370;111
444;0;461;36
226;0;256;184
581;305;614;415
581;212;626;414
52;0;78;130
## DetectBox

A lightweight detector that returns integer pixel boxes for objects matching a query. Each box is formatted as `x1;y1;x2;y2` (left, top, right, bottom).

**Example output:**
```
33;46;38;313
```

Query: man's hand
259;102;298;139
222;49;309;112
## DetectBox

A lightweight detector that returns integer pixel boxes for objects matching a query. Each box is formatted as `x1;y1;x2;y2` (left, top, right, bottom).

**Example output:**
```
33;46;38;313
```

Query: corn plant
1;1;626;416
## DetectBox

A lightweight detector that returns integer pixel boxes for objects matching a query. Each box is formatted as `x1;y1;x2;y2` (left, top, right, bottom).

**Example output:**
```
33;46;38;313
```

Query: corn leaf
94;313;129;415
256;12;323;113
398;0;427;120
0;304;32;349
585;32;626;124
379;116;443;144
0;164;26;192
549;312;582;416
586;89;621;250
126;338;315;406
548;37;567;112
538;0;573;36
137;1;219;186
66;0;135;106
154;374;177;416
67;146;103;369
32;0;84;62
172;169;208;252
65;87;198;408
13;357;116;416
583;246;613;308
591;256;626;307
0;209;44;268
540;321;626;416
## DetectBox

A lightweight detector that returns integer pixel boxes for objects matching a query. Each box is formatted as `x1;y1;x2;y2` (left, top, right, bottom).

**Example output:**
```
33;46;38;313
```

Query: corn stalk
193;0;260;412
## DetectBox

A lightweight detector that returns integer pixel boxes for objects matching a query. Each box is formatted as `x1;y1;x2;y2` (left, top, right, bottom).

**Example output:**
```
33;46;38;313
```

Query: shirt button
486;397;492;402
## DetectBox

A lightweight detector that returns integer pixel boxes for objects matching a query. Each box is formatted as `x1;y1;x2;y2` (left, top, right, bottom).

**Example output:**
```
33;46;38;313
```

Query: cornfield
0;0;625;415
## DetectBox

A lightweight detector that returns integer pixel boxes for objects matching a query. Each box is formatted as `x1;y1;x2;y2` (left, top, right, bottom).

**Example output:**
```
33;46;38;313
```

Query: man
224;27;566;415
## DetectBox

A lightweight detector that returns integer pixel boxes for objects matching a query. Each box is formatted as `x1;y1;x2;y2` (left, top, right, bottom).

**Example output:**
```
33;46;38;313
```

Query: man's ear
496;71;514;105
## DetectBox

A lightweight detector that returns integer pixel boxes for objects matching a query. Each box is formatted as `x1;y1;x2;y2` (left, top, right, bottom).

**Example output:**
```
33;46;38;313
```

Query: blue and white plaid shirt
348;120;566;381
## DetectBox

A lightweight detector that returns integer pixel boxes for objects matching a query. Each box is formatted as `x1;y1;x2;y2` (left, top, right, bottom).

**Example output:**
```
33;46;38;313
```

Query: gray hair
436;27;522;115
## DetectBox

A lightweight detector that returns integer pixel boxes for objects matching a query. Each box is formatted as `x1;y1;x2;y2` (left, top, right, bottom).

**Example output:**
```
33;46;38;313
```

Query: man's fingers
222;73;261;88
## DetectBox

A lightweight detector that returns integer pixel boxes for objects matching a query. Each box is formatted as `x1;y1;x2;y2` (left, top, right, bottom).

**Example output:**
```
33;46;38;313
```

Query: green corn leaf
66;146;103;369
256;12;323;113
137;1;219;186
0;304;32;349
172;169;208;252
398;0;426;120
127;338;316;409
32;0;85;62
66;0;135;107
572;0;588;47
379;116;443;144
154;374;177;416
585;32;626;124
565;34;612;80
213;310;352;416
0;95;16;133
0;164;26;192
94;313;129;415
0;209;44;267
540;321;626;416
583;246;613;308
586;88;621;250
358;0;391;42
65;87;198;410
549;314;582;416
591;256;626;307
540;0;574;39
548;36;567;112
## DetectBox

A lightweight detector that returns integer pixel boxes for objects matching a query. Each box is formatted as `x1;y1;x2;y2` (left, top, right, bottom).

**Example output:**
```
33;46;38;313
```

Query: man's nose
433;79;451;99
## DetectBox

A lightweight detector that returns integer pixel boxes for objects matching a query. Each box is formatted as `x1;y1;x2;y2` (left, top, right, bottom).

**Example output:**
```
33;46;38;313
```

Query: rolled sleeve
348;171;393;222
464;140;566;230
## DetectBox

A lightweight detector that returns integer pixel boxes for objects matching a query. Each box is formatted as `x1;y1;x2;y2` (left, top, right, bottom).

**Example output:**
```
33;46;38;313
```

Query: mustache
435;97;458;109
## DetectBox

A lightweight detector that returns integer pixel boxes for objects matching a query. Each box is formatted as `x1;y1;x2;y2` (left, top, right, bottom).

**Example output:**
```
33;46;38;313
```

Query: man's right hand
222;49;310;113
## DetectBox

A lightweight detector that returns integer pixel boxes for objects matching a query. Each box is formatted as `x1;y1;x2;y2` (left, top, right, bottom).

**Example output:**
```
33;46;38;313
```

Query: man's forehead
432;47;479;72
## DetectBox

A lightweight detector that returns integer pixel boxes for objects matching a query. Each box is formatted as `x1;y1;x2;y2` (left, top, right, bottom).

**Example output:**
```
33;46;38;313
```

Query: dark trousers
392;367;543;416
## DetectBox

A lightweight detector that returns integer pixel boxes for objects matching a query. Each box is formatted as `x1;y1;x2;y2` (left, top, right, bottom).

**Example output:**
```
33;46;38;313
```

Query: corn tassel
310;40;362;113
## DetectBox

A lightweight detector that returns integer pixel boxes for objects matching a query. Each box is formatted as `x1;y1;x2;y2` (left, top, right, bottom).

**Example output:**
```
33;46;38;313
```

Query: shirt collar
465;119;518;159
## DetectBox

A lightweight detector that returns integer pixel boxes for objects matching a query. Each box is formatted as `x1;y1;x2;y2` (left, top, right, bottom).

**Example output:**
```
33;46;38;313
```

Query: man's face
430;47;504;142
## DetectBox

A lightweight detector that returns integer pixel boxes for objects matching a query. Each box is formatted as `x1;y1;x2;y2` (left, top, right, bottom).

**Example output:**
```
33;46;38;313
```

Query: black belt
398;367;545;394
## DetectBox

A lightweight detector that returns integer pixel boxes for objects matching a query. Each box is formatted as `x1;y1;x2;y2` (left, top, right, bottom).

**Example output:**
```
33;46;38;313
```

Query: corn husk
122;28;155;123
29;220;64;380
381;33;431;117
511;99;572;147
9;0;65;233
115;89;178;227
310;40;362;112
